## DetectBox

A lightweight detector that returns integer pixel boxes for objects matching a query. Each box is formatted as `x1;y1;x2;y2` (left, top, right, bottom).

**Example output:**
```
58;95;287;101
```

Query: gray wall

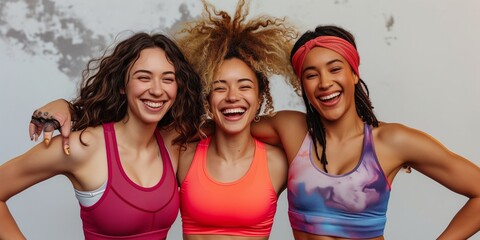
1;0;479;239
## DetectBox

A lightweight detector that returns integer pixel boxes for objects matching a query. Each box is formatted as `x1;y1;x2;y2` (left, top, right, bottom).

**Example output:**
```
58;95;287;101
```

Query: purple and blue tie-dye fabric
288;123;391;238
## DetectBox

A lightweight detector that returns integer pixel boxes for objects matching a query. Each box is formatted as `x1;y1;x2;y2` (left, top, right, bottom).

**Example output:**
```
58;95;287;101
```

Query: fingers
29;104;72;155
42;131;54;146
56;113;72;138
62;137;70;156
29;110;39;140
29;111;62;146
60;122;71;155
53;112;72;154
42;120;61;146
30;119;39;141
29;115;45;142
43;119;61;132
29;122;36;141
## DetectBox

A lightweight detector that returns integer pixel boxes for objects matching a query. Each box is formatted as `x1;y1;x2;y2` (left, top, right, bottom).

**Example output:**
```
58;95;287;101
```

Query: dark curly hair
291;25;378;172
71;32;203;147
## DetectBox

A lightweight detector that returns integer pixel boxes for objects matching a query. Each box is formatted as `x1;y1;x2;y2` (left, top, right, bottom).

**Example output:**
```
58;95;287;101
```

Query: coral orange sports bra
180;137;277;237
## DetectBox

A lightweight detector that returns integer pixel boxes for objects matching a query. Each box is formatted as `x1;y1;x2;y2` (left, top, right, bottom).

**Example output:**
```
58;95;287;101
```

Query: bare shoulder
375;121;456;164
177;140;200;184
264;142;288;194
157;128;181;170
0;126;106;200
180;141;200;161
264;143;287;160
158;128;179;148
272;110;307;128
374;122;424;147
255;110;307;133
264;143;288;170
67;125;105;162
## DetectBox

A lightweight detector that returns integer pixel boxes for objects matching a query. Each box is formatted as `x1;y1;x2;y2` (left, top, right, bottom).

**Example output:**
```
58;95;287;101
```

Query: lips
143;100;164;109
221;107;246;116
319;92;340;102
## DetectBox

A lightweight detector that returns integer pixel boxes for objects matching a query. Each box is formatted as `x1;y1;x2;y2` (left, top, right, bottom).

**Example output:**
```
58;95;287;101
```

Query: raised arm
384;123;480;239
29;99;73;155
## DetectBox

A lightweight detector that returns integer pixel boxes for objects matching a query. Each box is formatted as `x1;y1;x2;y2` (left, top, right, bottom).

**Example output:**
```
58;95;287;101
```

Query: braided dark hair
291;25;378;172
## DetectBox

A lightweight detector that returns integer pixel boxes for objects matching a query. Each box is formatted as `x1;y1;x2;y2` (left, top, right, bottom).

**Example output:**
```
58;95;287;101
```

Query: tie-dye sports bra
287;123;391;238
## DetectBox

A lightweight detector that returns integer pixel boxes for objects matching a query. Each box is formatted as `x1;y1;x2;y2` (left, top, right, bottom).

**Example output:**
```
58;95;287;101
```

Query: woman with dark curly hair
0;32;203;239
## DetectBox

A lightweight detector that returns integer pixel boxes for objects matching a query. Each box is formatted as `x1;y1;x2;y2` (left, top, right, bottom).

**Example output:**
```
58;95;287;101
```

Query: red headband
291;36;360;79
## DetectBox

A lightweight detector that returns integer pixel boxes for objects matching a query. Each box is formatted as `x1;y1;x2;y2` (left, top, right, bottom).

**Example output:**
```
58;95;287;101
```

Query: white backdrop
1;0;479;239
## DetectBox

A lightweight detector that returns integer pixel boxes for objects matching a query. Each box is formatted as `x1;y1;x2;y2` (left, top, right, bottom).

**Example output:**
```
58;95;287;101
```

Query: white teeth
222;108;245;114
144;101;163;108
320;92;340;101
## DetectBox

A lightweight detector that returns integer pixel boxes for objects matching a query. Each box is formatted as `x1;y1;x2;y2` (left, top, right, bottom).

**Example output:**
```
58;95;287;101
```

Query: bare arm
29;99;73;154
265;144;288;195
177;142;198;185
385;124;480;239
251;110;308;162
0;136;75;238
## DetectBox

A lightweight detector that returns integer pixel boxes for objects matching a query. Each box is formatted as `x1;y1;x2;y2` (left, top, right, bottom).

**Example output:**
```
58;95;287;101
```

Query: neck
322;115;364;142
114;118;158;149
210;128;255;163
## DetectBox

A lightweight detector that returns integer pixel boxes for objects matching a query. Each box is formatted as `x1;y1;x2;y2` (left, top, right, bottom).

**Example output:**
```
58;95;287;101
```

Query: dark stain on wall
384;14;397;45
0;0;108;80
0;0;200;80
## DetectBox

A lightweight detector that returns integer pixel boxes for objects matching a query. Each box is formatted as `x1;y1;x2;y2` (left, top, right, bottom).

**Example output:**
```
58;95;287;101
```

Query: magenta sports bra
288;123;391;238
79;122;179;240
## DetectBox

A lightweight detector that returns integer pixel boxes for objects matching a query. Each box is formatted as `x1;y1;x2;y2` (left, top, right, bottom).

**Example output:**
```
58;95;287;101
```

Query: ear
353;73;359;84
120;88;125;94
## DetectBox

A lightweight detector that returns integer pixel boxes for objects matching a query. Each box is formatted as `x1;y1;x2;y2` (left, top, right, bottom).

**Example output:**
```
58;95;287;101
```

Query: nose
317;72;334;90
149;80;165;96
225;88;239;102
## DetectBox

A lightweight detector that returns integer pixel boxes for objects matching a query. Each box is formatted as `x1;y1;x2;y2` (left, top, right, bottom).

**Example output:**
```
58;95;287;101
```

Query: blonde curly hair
176;0;300;121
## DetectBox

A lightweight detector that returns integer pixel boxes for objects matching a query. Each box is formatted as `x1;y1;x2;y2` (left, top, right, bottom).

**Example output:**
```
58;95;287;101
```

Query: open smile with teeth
143;100;164;108
320;92;340;102
222;107;246;116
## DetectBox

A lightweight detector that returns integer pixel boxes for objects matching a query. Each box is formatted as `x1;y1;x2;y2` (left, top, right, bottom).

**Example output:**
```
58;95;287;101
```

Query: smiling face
209;58;261;135
124;47;178;125
301;47;359;123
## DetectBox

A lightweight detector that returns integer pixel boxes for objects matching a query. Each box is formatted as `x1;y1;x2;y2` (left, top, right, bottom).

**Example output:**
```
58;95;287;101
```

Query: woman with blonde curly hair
174;0;298;239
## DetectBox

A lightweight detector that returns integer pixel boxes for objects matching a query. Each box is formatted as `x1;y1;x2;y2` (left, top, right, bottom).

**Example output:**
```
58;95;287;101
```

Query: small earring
254;115;260;122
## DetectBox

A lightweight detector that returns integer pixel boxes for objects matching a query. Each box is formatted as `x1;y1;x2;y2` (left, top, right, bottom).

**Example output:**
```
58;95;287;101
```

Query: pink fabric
80;122;179;239
291;36;360;79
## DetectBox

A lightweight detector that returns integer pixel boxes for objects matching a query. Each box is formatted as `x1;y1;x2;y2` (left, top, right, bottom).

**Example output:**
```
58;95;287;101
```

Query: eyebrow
133;70;175;76
212;78;254;84
302;59;344;74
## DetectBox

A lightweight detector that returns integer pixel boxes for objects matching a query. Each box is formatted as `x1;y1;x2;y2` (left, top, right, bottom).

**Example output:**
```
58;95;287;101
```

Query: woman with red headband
252;25;480;239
